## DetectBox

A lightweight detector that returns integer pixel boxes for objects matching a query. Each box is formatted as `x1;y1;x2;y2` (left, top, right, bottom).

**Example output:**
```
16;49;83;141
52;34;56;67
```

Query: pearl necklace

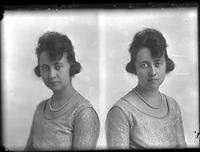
49;92;77;112
132;89;163;109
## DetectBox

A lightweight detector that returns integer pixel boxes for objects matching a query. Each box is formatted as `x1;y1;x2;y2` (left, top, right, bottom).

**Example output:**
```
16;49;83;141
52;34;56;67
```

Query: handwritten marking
194;131;200;139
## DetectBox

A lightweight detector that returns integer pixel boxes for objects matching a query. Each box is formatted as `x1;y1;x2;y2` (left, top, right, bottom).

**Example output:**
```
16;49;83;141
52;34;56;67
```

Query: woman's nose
49;68;56;78
149;65;157;76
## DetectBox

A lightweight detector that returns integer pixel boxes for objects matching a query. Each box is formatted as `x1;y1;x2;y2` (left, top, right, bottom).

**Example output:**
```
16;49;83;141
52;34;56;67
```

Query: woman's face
39;52;71;93
135;47;167;91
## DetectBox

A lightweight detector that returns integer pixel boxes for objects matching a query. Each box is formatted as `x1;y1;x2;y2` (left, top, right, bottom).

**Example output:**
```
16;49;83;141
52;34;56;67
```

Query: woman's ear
126;61;136;75
70;62;81;77
34;65;41;77
166;58;175;73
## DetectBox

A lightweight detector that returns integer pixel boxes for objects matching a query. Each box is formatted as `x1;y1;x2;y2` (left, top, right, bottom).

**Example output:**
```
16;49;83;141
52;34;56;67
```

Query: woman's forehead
136;47;165;62
39;52;68;64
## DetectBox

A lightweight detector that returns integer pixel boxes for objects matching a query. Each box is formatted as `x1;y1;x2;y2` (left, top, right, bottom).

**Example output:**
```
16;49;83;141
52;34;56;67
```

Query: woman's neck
52;84;76;102
135;85;160;99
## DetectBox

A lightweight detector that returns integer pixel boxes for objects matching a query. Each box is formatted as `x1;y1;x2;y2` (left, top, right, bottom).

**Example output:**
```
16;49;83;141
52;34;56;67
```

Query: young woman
25;32;100;150
106;28;187;149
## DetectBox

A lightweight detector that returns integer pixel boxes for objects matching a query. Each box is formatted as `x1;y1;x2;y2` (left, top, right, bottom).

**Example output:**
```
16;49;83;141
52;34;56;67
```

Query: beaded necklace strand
49;92;77;112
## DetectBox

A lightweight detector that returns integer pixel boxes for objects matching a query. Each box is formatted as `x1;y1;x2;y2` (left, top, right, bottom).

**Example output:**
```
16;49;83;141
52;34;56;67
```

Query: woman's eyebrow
139;60;150;64
153;58;163;62
41;64;48;66
54;62;64;64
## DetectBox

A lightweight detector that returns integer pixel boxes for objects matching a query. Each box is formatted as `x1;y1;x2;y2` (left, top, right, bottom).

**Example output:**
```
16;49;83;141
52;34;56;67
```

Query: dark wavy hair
126;28;175;74
34;31;81;77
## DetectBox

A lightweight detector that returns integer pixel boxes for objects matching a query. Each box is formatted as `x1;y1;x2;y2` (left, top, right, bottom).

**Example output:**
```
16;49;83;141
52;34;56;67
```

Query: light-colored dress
25;93;100;150
106;92;187;149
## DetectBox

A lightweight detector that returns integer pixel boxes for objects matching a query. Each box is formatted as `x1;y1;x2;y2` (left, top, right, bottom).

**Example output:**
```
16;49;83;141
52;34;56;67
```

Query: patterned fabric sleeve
174;100;187;147
106;106;130;149
72;107;100;150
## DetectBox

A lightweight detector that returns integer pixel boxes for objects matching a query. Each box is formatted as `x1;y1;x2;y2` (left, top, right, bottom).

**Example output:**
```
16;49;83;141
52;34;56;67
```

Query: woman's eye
155;62;162;67
42;65;49;72
141;63;148;68
55;64;62;70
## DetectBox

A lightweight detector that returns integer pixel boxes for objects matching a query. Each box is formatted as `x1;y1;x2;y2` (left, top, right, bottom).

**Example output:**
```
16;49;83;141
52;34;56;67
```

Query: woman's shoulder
32;98;50;116
114;98;130;110
164;94;179;107
163;94;181;113
107;92;137;126
110;91;136;115
72;92;96;116
114;90;138;108
35;98;49;110
73;92;93;108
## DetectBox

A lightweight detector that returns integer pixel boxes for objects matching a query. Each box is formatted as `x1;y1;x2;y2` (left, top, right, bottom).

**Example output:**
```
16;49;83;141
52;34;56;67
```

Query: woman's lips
48;81;59;85
148;79;158;81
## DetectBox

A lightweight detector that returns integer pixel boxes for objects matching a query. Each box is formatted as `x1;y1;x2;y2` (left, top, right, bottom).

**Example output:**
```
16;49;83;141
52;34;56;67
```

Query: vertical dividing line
98;11;106;149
